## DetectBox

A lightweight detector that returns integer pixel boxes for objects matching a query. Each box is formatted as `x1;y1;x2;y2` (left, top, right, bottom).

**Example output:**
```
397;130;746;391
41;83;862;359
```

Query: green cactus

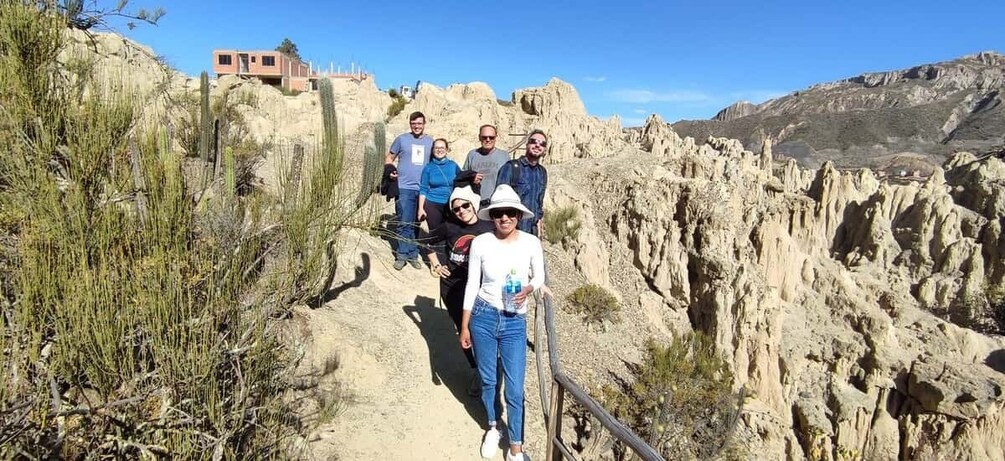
318;77;343;179
372;120;386;154
198;71;211;162
287;78;383;304
354;123;384;209
223;146;235;203
158;125;170;162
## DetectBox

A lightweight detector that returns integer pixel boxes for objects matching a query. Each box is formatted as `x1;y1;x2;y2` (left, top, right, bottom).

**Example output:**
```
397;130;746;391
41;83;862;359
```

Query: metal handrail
534;292;665;461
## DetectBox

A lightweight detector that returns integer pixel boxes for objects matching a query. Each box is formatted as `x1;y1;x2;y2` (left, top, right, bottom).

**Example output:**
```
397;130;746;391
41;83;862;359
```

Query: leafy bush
601;333;745;460
387;94;407;120
280;86;302;97
988;285;1005;331
949;283;1005;335
543;205;582;247
986;283;1005;334
566;283;621;325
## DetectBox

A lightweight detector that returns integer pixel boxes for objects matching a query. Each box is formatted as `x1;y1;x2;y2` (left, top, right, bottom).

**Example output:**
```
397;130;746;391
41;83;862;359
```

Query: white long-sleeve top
463;231;545;314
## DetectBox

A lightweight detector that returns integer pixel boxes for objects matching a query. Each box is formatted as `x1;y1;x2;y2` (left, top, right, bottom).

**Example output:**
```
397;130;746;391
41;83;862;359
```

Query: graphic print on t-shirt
411;144;425;165
449;234;476;264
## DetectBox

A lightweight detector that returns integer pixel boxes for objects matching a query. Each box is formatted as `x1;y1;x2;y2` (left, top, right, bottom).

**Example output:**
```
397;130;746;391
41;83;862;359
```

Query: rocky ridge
672;51;1005;172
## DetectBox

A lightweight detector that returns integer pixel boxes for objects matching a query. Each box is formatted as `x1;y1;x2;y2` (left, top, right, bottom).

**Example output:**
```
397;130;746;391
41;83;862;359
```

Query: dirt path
302;231;546;460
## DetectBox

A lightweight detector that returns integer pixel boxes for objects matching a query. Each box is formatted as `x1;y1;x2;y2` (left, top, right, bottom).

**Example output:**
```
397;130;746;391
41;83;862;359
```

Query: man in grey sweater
463;124;511;206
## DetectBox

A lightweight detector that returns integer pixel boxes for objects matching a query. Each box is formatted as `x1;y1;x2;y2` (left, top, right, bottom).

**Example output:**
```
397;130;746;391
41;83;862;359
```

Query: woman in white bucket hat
460;184;544;461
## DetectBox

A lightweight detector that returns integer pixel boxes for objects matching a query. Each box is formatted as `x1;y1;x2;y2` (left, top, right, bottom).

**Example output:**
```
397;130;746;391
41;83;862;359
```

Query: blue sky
119;0;1003;126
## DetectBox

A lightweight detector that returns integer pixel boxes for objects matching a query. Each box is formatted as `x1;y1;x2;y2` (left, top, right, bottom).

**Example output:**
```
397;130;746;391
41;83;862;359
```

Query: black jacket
380;164;398;201
453;170;481;196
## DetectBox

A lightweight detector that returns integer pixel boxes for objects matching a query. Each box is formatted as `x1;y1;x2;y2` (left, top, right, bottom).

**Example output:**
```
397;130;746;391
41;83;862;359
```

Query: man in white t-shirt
385;111;433;270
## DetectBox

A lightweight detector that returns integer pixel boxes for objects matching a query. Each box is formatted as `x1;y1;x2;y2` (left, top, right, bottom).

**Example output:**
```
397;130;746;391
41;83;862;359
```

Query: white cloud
608;88;712;104
584;75;607;82
633;108;648;115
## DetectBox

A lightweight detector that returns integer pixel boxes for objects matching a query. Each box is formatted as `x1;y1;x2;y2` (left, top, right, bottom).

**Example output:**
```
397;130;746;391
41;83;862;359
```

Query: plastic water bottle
503;269;522;313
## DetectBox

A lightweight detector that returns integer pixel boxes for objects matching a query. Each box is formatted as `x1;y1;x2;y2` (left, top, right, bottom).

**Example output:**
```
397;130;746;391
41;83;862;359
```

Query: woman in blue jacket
418;138;460;261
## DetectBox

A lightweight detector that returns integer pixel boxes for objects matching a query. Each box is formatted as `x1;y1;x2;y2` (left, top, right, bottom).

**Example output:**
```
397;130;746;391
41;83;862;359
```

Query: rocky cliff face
398;77;631;165
546;113;1005;460
672;51;1005;172
713;101;758;122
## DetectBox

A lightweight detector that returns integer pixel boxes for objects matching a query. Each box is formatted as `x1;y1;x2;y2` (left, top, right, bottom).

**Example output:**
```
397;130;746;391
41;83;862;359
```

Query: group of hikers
382;111;549;460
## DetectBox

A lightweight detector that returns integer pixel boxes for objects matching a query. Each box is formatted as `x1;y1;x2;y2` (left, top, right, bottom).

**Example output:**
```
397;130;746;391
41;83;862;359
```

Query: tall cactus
354;123;384;209
318;78;343;179
198;71;211;162
304;78;383;303
372;120;386;154
223;146;235;203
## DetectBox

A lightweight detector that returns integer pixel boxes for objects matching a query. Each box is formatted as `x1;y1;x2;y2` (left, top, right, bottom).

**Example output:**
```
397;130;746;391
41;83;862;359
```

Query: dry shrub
387;94;407;120
601;333;746;460
543;205;582;247
566;283;620;326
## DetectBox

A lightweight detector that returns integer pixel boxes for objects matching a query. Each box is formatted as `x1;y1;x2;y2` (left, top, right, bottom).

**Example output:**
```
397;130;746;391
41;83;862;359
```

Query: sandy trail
303;232;546;460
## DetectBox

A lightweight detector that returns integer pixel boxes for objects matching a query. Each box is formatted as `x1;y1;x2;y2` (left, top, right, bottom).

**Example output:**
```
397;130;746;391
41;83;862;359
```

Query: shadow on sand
402;295;489;428
305;253;372;308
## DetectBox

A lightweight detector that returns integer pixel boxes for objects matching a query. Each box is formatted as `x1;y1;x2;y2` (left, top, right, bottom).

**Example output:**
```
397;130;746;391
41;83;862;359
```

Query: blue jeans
469;297;527;445
394;188;420;260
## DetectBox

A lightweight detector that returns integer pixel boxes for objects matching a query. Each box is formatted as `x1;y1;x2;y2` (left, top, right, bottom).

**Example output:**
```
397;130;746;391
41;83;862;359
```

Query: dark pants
424;200;447;229
423;201;448;264
441;280;476;368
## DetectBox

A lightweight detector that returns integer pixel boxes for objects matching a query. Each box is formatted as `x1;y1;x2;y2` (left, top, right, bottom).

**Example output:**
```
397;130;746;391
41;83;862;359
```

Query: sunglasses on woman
489;208;521;219
451;202;472;213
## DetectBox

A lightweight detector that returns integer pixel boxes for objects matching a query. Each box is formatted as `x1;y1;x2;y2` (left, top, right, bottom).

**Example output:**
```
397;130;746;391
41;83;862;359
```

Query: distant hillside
672;51;1005;171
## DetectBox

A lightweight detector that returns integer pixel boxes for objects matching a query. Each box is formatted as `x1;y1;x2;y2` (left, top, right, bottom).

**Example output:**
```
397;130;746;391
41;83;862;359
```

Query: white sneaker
480;428;501;458
507;451;529;461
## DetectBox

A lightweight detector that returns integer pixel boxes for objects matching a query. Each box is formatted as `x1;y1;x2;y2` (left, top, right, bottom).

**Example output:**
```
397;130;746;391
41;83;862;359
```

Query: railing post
545;380;565;461
534;293;550;418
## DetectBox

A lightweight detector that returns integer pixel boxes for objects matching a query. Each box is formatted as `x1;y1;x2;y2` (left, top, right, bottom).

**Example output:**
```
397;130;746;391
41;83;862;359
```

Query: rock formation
713;100;758;122
546;114;1005;460
399;78;632;165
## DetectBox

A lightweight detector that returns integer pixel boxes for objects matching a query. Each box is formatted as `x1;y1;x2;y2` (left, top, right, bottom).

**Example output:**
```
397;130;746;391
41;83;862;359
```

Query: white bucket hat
448;185;481;214
477;184;534;221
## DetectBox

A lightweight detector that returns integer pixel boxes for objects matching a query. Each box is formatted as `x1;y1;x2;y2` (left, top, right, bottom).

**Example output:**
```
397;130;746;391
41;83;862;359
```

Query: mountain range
671;51;1005;172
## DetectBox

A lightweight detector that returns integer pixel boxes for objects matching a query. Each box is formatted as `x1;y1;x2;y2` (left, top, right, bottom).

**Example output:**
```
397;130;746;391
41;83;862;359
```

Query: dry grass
566;283;621;326
543;205;583;248
0;3;377;457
